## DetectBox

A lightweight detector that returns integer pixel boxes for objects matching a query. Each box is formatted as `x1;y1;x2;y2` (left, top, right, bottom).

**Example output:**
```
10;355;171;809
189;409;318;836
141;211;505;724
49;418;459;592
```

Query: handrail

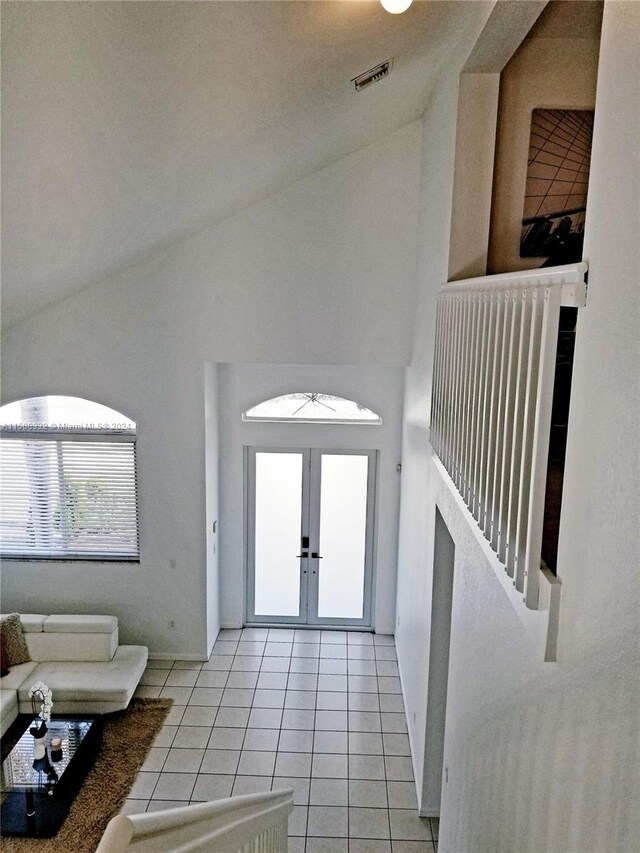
442;261;588;293
96;789;294;853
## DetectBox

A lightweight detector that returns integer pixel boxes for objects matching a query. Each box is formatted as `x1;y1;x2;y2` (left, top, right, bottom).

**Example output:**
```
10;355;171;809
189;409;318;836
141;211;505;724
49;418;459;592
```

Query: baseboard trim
148;653;206;662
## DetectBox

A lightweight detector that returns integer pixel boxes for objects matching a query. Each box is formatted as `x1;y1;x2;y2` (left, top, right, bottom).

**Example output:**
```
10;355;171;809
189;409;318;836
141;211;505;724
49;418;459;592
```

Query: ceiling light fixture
380;0;413;14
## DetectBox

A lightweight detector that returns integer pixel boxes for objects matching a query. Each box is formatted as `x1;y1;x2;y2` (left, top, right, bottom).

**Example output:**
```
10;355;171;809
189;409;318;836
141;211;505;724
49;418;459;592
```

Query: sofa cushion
0;660;38;691
0;689;18;737
44;615;118;634
20;614;48;633
0;613;31;666
26;626;118;663
17;646;148;708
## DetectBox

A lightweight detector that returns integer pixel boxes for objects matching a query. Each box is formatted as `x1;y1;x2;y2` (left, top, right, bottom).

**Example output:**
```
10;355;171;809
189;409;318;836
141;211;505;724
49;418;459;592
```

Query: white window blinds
1;435;139;559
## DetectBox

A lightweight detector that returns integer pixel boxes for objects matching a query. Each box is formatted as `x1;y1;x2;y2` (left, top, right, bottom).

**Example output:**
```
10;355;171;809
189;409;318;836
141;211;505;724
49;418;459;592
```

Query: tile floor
128;627;438;852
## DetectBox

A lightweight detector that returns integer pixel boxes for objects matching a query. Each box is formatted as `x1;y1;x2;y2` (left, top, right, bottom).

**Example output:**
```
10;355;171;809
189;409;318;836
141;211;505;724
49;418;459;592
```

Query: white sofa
0;614;148;737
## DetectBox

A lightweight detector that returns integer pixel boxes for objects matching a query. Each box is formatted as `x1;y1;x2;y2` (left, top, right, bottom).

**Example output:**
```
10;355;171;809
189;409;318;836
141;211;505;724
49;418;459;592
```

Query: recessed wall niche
486;0;603;275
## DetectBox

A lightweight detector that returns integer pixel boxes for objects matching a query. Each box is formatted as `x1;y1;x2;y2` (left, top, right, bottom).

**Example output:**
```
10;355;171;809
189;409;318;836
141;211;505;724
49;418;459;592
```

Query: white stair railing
96;789;294;853
430;262;587;609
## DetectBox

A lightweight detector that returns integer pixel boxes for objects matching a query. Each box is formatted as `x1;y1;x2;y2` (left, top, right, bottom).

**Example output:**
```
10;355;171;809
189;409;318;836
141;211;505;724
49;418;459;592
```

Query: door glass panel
254;452;302;617
317;454;368;619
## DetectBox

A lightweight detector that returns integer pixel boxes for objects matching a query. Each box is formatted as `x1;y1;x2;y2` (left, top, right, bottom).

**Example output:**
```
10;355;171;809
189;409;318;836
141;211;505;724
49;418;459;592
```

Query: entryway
245;448;376;627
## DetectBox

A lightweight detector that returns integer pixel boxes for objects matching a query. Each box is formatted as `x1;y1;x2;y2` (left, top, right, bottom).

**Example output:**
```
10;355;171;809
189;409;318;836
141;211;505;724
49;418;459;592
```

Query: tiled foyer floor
129;628;438;852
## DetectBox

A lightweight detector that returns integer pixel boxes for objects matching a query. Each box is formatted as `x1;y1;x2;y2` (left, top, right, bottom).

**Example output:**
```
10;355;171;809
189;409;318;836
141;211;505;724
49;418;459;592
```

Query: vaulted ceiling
1;1;486;327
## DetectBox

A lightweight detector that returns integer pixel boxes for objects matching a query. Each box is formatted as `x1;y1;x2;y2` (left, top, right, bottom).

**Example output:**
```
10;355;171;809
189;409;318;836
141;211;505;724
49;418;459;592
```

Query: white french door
245;448;376;627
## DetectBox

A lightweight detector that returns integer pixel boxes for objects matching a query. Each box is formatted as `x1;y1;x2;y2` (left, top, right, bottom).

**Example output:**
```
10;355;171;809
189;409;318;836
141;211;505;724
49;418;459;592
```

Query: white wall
395;68;462;810
0;121;422;657
217;363;404;635
204;362;220;652
396;3;640;851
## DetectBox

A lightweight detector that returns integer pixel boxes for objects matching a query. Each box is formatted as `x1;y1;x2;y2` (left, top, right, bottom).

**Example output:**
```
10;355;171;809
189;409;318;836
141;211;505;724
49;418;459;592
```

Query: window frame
242;393;382;425
0;403;140;563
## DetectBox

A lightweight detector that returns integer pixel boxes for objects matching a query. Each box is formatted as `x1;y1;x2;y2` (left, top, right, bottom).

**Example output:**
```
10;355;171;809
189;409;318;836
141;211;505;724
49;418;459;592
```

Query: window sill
1;556;141;564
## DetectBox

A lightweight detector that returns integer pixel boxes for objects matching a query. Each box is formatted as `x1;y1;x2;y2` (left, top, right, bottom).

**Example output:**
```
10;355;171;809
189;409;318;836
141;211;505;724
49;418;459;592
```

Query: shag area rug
2;698;172;853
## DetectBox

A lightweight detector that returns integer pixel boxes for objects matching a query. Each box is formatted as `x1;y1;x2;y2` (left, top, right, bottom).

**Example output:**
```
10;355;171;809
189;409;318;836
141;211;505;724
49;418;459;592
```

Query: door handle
311;552;323;559
296;552;309;558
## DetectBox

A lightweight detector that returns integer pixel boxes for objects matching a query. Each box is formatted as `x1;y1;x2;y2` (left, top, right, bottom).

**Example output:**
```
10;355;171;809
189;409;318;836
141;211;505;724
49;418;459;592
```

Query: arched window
242;393;381;425
0;396;139;560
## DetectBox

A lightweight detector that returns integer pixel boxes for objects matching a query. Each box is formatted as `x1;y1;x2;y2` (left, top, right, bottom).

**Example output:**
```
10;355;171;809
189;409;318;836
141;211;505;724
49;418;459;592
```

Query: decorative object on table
519;108;594;265
0;698;172;853
49;738;63;763
0;614;31;667
28;682;53;740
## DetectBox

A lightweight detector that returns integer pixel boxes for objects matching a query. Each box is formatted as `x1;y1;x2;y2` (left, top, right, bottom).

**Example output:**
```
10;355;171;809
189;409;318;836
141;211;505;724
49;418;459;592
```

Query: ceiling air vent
352;59;392;92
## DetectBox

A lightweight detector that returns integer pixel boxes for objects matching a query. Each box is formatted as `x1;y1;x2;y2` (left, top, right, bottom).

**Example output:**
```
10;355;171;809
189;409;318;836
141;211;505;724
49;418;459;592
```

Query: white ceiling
1;1;484;327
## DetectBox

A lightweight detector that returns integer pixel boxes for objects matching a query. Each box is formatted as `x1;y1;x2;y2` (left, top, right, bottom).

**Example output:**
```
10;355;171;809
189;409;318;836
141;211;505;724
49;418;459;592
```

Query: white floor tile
163;747;204;773
232;775;271;796
180;706;218;727
389;809;432;841
311;753;348;779
272;776;310;805
350;779;388;808
191;773;234;801
316;691;347;711
242;727;280;751
172;726;211;748
247;707;283;728
200;749;240;774
195;670;228;688
274;751;313;777
387;781;418;809
207;727;245;749
225;671;258;689
151;772;196;800
285;690;316;709
140;746;169;772
237;749;276;776
189;687;223;706
165;670;198;687
278;728;314;753
310;778;348;806
214;706;250;727
383;733;411;756
253;688;285;708
384;756;414;781
307;805;348;837
349;806;390;839
313;730;347;754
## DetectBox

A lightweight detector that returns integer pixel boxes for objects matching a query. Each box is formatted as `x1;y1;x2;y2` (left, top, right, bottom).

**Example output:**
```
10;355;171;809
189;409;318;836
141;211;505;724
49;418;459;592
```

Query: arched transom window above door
242;393;381;425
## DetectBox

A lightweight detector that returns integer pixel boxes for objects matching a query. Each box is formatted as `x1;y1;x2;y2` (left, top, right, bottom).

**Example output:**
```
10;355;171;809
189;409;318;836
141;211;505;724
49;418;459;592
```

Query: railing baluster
515;287;545;593
430;298;444;454
497;290;521;565
505;289;533;577
490;292;512;553
483;291;504;538
524;284;562;608
460;294;478;505
471;294;489;518
428;263;587;613
477;292;496;526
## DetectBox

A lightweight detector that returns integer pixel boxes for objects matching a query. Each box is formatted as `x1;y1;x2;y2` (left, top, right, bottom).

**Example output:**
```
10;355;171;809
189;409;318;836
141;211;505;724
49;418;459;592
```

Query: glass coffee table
1;715;102;838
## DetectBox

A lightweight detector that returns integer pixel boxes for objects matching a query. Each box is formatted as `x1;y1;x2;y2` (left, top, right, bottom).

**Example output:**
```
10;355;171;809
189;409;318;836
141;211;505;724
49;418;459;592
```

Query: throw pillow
0;646;9;677
0;613;31;667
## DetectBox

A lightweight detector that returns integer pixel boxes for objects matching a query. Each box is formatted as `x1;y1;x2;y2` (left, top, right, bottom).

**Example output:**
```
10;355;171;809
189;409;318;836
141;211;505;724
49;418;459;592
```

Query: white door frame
245;446;377;628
